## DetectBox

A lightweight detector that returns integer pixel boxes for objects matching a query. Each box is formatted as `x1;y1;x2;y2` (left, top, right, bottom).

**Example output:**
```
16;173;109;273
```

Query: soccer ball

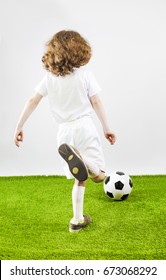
104;171;133;201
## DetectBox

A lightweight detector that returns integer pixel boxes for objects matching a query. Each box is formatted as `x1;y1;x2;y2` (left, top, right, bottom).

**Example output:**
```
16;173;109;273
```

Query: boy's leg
71;180;85;224
83;157;106;183
69;179;91;233
91;170;106;183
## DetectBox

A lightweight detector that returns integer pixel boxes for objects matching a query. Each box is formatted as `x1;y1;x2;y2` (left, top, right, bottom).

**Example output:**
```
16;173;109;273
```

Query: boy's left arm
14;93;43;147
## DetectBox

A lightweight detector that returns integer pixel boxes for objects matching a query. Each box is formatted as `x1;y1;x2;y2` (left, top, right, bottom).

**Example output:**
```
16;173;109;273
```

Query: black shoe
69;215;91;233
58;144;88;181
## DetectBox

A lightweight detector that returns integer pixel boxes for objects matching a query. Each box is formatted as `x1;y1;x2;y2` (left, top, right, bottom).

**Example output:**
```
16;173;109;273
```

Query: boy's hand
14;129;23;147
104;131;116;145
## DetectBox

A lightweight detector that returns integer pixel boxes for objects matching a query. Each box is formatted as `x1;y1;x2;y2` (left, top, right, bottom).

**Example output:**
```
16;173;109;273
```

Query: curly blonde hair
42;30;92;76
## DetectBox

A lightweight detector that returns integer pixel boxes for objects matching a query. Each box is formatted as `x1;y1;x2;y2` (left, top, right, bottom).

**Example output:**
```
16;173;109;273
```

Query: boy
14;30;116;232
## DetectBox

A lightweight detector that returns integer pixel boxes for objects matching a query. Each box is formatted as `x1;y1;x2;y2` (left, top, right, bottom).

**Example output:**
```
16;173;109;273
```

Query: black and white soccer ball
104;171;133;201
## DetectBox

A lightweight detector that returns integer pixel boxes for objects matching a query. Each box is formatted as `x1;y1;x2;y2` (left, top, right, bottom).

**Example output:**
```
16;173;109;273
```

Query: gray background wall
0;0;166;176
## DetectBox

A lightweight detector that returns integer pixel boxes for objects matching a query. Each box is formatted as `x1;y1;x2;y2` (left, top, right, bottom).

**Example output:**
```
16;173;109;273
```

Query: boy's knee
91;171;105;183
75;179;86;186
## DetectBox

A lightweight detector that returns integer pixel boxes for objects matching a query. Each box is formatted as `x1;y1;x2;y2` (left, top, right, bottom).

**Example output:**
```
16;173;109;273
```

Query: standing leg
58;143;91;232
69;179;91;233
71;180;86;224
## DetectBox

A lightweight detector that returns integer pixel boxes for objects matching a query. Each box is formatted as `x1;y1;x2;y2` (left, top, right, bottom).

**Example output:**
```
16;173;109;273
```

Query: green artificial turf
0;175;165;260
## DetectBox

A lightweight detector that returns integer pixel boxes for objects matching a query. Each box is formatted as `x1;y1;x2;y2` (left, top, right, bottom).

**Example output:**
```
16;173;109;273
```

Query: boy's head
42;30;91;76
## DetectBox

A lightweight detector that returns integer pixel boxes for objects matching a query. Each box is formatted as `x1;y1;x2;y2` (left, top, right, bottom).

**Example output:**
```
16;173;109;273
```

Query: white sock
71;184;85;225
83;157;100;178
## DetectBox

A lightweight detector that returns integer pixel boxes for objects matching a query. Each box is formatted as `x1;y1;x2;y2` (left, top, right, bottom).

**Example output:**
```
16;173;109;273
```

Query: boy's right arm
90;94;116;145
14;93;43;147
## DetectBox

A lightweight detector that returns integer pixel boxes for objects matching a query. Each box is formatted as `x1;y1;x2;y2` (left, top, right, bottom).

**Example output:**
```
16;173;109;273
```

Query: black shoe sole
58;144;88;181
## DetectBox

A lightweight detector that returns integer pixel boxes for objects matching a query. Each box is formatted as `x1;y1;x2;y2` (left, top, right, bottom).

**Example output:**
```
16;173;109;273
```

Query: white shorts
57;116;105;179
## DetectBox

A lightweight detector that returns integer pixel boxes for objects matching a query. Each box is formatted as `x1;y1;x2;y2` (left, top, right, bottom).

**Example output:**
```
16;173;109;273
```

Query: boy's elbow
90;95;101;107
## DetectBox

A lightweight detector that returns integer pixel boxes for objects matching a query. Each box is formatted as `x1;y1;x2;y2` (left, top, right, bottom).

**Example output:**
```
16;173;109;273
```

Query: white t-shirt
34;67;101;123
